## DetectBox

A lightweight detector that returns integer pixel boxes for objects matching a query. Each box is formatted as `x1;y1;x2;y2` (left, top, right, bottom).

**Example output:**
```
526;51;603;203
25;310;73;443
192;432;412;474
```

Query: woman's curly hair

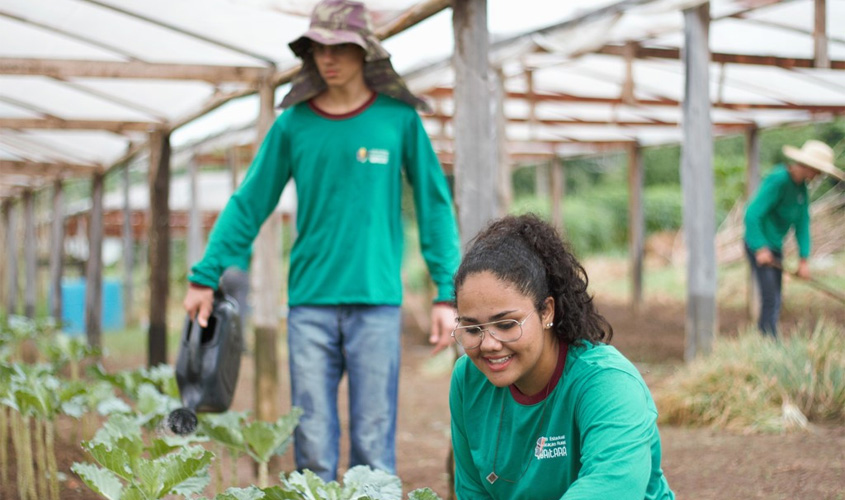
453;213;612;345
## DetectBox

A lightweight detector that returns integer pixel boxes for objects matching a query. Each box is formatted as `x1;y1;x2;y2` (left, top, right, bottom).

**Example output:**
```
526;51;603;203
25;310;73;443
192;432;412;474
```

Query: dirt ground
3;297;844;499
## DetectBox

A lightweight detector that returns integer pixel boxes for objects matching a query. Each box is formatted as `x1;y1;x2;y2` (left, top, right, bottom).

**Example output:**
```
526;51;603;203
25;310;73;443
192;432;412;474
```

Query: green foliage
657;319;845;432
242;408;303;465
642;145;681;186
91;363;181;401
72;414;213;499
276;466;440;500
510;183;684;256
202;466;442;500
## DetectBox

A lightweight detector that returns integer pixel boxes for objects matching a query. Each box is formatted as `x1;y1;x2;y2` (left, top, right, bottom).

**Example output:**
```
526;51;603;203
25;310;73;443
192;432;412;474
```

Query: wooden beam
453;0;497;250
85;173;104;350
745;125;761;322
597;44;845;70
814;0;829;69
377;0;450;39
147;130;170;367
253;77;281;423
681;3;716;360
493;67;512;213
0;117;160;132
1;160;103;177
3;201;18;316
427;112;751;129
0;57;267;83
621;41;637;105
122;164;135;327
22;190;36;318
186;155;203;268
424;86;845;113
627;142;644;314
49;179;64;322
549;156;563;232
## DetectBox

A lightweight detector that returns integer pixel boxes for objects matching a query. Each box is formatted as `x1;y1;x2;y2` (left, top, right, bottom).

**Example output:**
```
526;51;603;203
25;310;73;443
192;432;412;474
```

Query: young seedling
242;408;303;488
72;413;213;499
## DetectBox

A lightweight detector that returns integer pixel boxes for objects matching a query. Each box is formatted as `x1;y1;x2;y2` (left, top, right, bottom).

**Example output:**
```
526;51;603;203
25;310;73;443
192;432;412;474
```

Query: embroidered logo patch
356;147;390;165
535;435;567;460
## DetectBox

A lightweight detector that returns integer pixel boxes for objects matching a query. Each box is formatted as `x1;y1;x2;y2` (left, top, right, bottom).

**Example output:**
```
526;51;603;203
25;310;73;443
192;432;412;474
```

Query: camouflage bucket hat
280;0;429;111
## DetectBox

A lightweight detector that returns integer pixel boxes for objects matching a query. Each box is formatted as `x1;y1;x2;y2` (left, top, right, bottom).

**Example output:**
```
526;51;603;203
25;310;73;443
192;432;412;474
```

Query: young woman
450;214;674;499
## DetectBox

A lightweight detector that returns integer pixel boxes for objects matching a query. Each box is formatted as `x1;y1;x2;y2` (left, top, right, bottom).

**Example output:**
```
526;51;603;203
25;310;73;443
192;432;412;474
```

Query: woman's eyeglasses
451;311;534;349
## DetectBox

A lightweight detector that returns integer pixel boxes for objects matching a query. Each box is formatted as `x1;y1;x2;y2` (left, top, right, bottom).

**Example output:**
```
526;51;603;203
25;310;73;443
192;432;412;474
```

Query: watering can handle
188;312;202;375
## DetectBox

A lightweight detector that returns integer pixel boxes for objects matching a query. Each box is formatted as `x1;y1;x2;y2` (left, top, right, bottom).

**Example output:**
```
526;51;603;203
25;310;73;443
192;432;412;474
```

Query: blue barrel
59;278;125;335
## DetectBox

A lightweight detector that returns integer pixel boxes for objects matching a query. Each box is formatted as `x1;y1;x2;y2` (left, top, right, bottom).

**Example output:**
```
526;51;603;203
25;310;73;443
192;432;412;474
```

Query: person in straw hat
183;0;460;481
743;139;844;337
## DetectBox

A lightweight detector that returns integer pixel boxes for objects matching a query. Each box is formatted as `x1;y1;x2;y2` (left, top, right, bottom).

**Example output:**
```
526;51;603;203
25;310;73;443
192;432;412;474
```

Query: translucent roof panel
2;0;845;193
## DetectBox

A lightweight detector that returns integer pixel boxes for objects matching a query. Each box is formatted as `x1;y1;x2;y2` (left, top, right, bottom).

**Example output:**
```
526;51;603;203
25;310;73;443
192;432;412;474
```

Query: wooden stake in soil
34;419;48;500
46;420;59;500
0;406;8;489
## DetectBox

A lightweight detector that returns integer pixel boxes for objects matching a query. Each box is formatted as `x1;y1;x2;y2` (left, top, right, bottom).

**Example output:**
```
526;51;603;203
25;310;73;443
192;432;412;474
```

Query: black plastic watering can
167;291;243;435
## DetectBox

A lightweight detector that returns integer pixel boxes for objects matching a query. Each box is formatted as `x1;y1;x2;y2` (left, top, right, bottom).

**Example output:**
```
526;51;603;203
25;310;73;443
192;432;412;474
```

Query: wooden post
148;130;171;367
227;146;240;192
187;154;203;268
49;180;65;322
4;200;20;317
745;125;761;322
549;156;563;232
452;0;497;250
122;163;135;326
814;0;829;69
627;142;644;314
493;67;512;213
253;76;281;422
23;190;36;318
681;3;717;360
85;173;104;350
622;41;637;105
525;68;548;199
0;201;8;315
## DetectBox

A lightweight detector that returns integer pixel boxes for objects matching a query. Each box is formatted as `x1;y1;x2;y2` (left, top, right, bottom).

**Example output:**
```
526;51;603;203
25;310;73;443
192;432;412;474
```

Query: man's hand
796;259;811;280
755;248;775;267
183;285;214;327
429;303;457;355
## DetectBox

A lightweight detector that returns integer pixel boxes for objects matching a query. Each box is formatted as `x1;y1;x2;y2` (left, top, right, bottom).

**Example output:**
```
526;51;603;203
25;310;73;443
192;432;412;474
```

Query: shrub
656;320;845;432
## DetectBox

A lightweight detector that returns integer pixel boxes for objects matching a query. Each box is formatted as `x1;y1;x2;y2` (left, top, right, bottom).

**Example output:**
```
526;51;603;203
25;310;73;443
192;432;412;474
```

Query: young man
744;139;844;337
183;0;460;482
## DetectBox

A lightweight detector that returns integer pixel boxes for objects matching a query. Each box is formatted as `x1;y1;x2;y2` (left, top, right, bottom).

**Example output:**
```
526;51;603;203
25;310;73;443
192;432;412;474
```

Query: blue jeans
745;244;782;338
287;305;401;481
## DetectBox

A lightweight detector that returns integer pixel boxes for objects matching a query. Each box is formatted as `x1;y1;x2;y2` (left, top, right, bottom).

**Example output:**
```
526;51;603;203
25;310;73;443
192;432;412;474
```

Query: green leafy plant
199;411;250;492
242;408;304;488
72;413;213;499
207;466;442;500
42;333;100;381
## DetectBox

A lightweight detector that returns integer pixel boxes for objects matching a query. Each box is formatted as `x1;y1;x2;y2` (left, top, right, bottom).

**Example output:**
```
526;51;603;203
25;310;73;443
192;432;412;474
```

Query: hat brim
783;145;845;182
289;30;389;62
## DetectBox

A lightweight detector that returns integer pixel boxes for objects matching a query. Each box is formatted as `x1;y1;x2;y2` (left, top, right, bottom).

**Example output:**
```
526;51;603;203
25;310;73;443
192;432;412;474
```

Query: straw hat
782;140;844;182
280;0;429;111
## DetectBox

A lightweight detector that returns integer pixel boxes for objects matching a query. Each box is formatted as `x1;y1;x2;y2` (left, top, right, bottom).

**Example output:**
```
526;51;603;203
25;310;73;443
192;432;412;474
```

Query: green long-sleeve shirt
744;164;811;258
190;94;460;305
450;341;674;500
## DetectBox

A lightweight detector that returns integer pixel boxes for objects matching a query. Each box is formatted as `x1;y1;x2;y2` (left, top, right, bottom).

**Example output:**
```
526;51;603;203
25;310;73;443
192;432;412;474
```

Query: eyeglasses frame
451;310;536;349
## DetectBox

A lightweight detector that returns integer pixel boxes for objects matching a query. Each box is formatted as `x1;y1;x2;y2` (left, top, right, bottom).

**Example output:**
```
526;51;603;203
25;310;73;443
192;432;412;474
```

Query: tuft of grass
656;319;845;433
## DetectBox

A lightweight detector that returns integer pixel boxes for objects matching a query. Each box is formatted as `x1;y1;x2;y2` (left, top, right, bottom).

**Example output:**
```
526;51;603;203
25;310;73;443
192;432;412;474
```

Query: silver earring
545;322;553;328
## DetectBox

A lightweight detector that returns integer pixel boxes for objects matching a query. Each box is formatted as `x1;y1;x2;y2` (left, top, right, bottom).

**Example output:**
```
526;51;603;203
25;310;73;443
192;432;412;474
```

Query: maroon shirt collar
509;341;569;405
308;91;377;120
